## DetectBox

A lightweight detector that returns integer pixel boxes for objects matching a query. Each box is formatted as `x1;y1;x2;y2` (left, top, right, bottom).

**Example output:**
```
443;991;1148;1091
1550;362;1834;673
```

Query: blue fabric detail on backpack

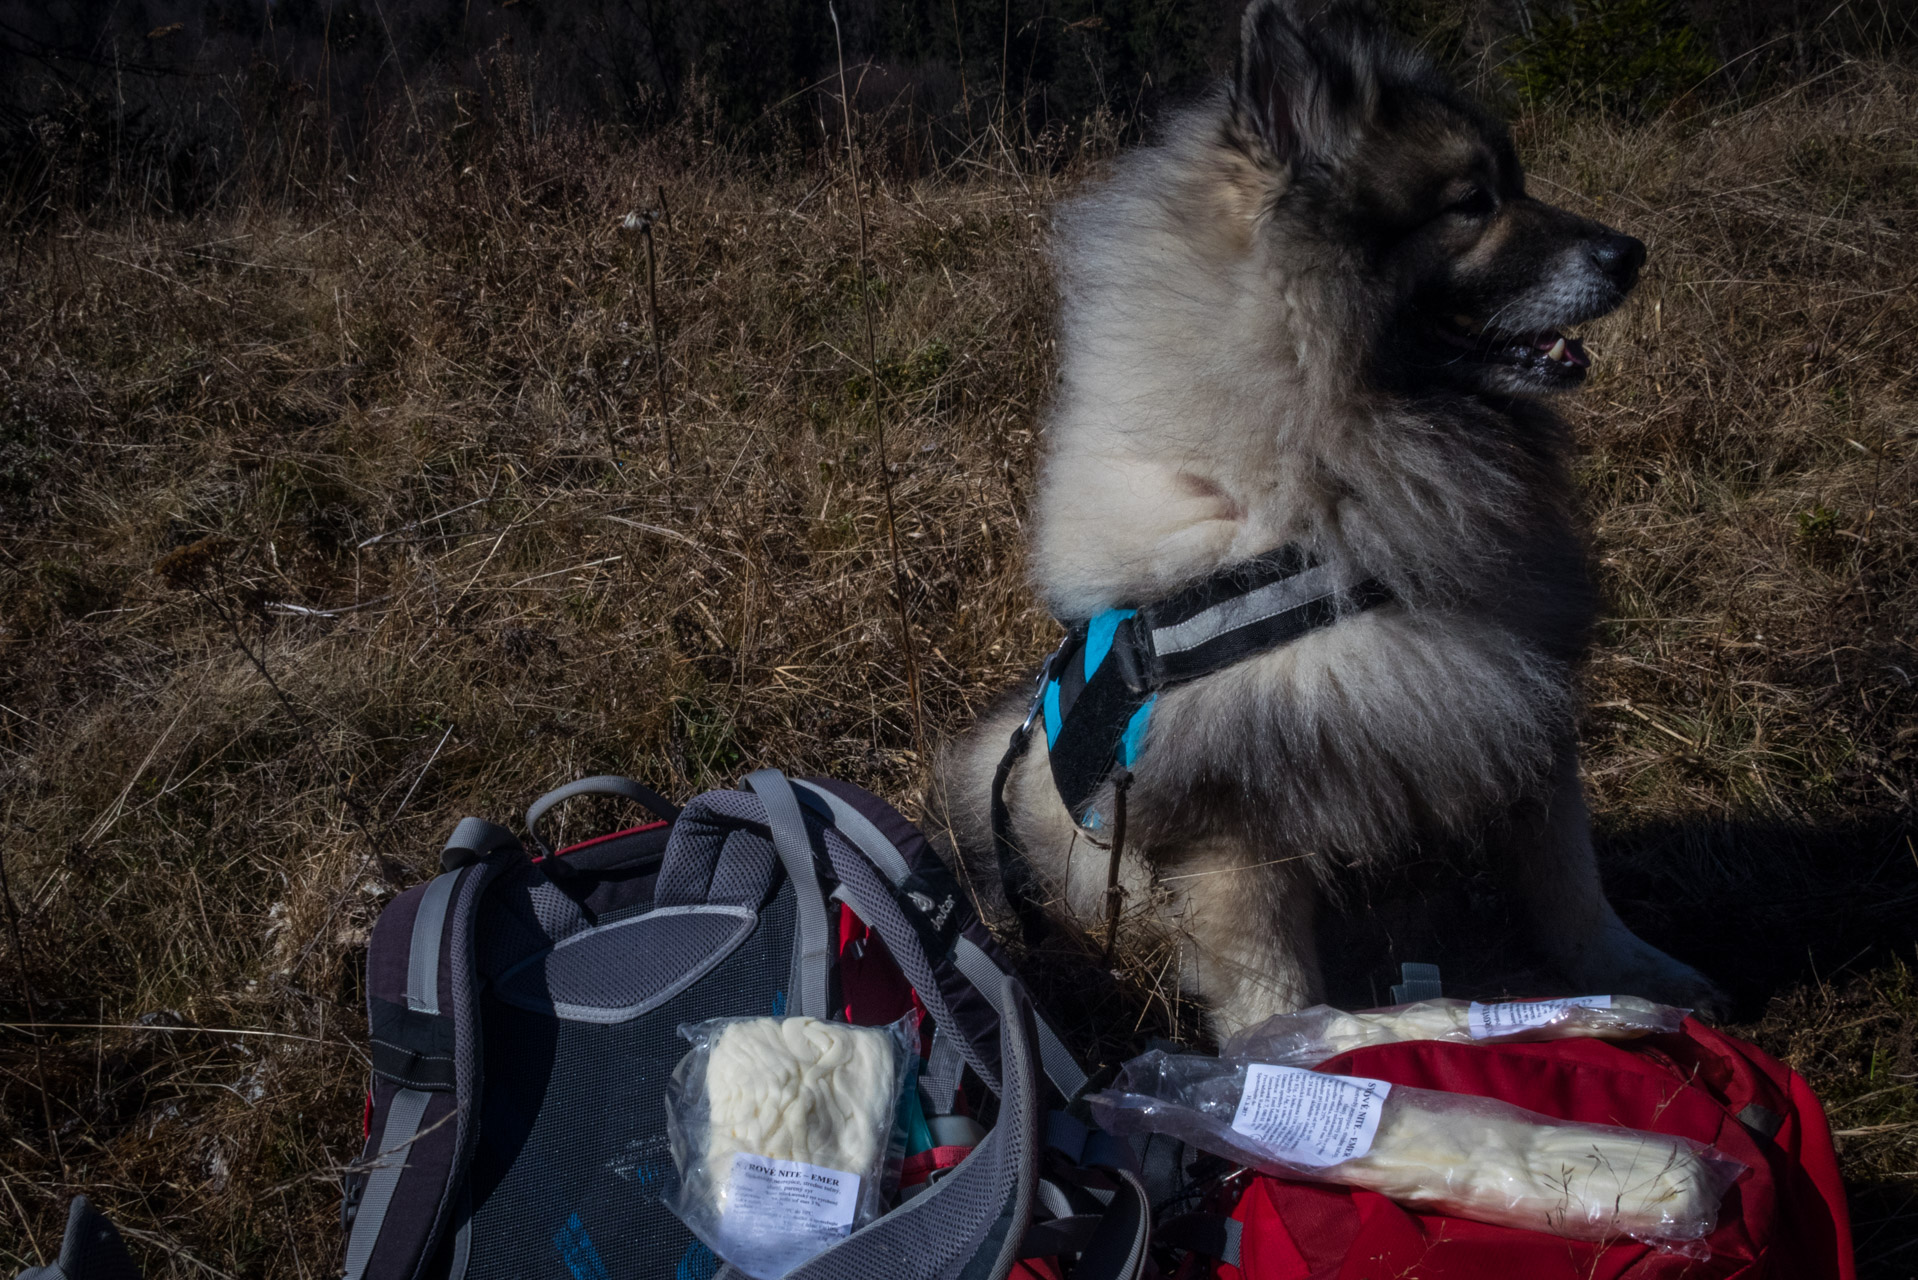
676;1240;720;1280
1043;677;1064;748
771;989;787;1016
554;1213;613;1280
1083;608;1137;681
1119;694;1157;767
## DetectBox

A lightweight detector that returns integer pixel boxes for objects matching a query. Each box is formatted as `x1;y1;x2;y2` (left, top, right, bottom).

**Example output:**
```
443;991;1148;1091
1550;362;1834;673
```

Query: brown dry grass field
2;59;1917;1278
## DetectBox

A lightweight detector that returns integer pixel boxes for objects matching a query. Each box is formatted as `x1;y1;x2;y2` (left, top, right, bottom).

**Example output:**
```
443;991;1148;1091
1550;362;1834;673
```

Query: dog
929;0;1728;1037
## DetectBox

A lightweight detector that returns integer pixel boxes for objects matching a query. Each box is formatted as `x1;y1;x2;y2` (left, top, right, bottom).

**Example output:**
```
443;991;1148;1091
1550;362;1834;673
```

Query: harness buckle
1018;630;1075;736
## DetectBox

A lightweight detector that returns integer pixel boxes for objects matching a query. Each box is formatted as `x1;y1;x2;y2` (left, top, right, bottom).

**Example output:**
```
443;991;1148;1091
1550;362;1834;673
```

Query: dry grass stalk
833;1;929;761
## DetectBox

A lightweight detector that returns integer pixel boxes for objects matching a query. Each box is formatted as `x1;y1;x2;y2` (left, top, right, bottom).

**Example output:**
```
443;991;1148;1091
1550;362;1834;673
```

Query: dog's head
1226;0;1644;395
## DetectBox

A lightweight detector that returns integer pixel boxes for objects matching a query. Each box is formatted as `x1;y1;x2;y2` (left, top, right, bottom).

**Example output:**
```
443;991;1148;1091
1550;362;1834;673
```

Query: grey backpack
341;768;1151;1280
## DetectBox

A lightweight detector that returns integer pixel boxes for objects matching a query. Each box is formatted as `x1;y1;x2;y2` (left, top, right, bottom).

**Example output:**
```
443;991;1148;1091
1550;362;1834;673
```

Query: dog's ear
1230;0;1395;170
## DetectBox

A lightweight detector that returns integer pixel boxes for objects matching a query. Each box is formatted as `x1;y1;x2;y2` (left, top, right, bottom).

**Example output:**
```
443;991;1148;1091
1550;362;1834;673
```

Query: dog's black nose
1590;233;1646;291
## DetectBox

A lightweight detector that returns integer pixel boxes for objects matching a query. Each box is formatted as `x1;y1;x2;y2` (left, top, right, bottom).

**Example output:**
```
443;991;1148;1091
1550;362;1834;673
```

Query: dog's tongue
1532;329;1591;369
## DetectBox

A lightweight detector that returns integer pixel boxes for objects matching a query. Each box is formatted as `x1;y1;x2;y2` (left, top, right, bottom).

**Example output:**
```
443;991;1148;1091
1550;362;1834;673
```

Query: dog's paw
1568;928;1731;1023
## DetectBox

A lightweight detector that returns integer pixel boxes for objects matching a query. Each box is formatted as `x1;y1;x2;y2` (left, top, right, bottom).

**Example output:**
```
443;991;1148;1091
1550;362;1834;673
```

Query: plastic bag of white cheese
1089;1050;1744;1249
1222;996;1687;1067
665;1014;916;1279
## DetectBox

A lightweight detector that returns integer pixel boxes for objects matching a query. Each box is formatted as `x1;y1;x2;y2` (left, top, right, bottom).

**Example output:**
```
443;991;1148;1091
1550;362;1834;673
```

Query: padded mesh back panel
493;908;757;1021
466;884;796;1280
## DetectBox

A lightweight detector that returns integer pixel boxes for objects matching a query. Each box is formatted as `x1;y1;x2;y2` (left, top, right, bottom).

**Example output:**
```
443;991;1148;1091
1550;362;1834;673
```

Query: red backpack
1161;1019;1853;1280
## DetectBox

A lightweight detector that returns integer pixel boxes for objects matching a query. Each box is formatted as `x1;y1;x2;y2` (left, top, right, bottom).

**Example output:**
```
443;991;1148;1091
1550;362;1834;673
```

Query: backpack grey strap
14;1195;142;1280
440;816;519;871
953;936;1089;1101
744;769;832;1020
446;1185;473;1280
342;1086;432;1280
525;775;678;855
406;869;462;1016
791;780;913;885
921;1030;967;1117
1389;961;1443;1003
784;973;1041;1280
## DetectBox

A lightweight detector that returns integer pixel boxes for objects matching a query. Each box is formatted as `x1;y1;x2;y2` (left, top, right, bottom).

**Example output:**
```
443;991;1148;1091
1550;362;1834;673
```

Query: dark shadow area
1309;812;1918;1015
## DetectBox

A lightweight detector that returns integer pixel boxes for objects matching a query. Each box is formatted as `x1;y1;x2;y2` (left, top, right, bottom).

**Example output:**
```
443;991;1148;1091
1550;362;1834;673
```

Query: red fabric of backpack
1176;1019;1852;1280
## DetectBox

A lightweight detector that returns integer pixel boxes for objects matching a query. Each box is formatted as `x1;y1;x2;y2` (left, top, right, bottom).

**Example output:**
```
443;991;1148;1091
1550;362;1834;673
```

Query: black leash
1100;769;1132;969
991;633;1072;944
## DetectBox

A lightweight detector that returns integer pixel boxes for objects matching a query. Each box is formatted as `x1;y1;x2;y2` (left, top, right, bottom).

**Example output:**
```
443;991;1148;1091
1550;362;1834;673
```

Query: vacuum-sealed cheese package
665;1014;916;1279
1222;995;1686;1067
1089;1050;1743;1249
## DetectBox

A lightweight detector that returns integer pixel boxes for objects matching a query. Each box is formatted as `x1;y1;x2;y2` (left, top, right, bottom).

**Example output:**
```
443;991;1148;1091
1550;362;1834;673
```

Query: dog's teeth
1546;337;1568;362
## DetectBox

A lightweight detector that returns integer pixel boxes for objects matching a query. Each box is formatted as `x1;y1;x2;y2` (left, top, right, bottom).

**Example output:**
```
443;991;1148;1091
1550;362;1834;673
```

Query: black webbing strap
368;997;455;1092
1155;1212;1243;1268
1142;552;1389;686
989;634;1072;944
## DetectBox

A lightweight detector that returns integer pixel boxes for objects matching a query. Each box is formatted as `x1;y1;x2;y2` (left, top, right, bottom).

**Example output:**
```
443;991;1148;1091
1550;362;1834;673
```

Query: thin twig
0;1021;347;1046
0;833;65;1180
623;196;677;478
830;2;927;760
392;722;456;822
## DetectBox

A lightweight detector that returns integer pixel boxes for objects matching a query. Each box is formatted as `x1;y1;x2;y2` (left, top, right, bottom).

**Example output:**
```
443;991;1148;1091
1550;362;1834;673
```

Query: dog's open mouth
1432;314;1591;383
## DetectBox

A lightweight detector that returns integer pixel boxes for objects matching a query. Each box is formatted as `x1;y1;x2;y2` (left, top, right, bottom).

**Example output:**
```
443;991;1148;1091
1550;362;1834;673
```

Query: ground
1;63;1915;1277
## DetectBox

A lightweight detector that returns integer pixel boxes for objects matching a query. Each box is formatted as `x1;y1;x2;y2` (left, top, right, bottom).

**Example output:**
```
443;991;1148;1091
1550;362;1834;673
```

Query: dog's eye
1448;187;1497;218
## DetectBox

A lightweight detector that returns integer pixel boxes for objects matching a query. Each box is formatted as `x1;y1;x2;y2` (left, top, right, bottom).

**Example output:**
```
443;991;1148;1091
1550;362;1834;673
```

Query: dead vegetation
2;59;1916;1277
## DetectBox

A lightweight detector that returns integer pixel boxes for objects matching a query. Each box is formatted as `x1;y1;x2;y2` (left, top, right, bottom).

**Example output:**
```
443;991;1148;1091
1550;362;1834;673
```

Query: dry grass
2;62;1916;1276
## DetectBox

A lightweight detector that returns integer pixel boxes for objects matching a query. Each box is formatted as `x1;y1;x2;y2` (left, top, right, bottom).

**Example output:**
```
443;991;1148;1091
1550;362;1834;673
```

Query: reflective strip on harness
342;1086;432;1280
953;936;1088;1102
406;869;462;1015
1148;562;1343;658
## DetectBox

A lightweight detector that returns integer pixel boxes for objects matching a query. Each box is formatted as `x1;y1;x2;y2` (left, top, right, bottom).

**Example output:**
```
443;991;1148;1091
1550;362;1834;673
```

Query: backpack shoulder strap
346;819;521;1280
785;973;1044;1280
792;777;1090;1103
744;769;834;1019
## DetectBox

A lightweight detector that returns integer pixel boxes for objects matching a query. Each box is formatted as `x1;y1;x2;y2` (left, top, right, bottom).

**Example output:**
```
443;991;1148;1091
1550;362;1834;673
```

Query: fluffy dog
930;0;1727;1035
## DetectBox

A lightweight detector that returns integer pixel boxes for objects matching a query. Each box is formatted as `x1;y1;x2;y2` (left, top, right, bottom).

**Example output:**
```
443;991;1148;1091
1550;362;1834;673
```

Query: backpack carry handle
525;775;679;856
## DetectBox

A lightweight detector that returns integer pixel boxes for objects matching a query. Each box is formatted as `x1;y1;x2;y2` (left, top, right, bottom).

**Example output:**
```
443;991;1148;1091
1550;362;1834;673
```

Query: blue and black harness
989;544;1390;941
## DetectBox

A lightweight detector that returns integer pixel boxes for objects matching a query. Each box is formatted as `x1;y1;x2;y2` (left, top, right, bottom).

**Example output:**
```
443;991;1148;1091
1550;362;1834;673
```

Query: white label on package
724;1153;859;1239
1467;995;1613;1039
1230;1064;1391;1168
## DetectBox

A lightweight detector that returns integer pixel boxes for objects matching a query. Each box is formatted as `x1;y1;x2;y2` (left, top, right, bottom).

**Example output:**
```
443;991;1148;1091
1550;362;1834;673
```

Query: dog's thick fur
930;0;1728;1036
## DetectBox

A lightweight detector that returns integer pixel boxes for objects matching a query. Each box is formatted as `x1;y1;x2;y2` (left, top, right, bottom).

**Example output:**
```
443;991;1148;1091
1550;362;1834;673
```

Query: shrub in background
1506;0;1722;114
